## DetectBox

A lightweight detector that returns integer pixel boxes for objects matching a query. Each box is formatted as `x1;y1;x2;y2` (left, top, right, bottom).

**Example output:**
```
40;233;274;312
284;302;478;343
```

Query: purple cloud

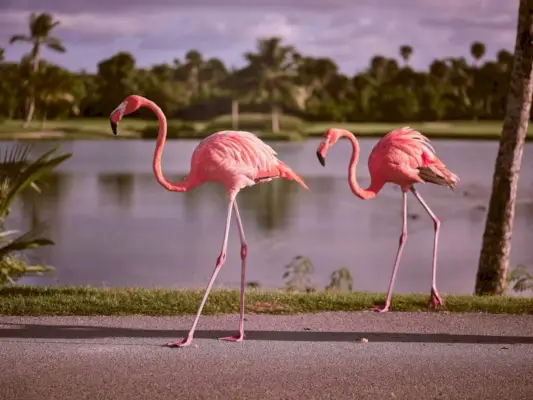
0;0;520;74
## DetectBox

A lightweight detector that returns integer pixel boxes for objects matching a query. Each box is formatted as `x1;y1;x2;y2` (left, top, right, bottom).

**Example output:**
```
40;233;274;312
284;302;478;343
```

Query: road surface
1;312;532;399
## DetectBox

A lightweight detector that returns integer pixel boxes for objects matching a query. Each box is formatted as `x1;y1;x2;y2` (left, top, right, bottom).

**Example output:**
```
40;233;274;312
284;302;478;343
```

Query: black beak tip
110;120;118;136
316;151;325;167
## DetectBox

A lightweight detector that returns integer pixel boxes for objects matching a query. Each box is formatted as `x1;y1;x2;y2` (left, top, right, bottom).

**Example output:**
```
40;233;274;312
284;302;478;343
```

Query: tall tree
244;37;299;133
96;52;137;115
219;67;256;130
0;48;4;62
9;13;66;127
183;50;203;98
470;41;486;66
34;62;79;127
399;45;413;66
475;0;533;295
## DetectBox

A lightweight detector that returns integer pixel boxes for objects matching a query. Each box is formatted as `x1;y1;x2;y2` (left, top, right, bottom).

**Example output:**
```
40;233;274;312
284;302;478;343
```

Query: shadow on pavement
0;323;532;344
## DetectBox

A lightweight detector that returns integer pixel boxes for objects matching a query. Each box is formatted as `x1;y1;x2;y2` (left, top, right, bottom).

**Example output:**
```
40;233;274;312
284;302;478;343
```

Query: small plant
508;264;533;293
246;281;261;289
281;256;356;293
282;255;315;292
0;144;71;288
0;252;52;286
326;267;354;292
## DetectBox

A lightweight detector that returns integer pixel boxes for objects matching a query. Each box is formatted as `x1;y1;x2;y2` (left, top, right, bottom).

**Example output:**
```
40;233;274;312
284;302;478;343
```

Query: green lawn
306;121;533;140
0;286;530;316
1;117;532;141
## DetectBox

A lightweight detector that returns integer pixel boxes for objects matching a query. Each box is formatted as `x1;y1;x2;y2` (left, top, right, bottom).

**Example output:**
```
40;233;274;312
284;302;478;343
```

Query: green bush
140;121;198;139
0;144;71;288
203;113;306;134
0;245;53;286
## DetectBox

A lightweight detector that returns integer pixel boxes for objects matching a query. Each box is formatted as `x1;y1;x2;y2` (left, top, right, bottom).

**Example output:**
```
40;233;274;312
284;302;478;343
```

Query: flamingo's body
316;127;459;312
189;130;308;191
110;95;308;347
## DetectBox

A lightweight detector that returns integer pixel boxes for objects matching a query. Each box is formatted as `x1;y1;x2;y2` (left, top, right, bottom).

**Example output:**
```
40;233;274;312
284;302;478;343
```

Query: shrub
0;144;71;288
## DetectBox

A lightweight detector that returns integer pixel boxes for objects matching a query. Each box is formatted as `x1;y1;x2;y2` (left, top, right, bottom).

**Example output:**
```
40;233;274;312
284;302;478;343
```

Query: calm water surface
4;138;533;295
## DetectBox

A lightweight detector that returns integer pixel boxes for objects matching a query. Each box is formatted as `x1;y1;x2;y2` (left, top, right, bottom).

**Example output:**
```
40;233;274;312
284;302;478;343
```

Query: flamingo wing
370;127;459;189
194;130;278;175
191;131;308;190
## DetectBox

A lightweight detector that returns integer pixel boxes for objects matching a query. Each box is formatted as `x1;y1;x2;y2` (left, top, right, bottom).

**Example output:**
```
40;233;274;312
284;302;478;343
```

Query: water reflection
98;173;135;209
4;138;531;295
239;179;298;232
11;172;72;272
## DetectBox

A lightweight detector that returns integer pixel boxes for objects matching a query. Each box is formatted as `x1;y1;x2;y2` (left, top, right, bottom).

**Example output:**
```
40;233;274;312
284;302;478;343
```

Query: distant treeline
0;13;517;129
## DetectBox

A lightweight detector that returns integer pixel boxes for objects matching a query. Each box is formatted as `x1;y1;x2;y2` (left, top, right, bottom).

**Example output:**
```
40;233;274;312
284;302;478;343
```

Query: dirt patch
247;301;291;314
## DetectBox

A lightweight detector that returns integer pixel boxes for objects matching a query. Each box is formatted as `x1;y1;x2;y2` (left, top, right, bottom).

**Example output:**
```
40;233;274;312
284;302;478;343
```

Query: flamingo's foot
428;287;444;309
371;304;390;313
219;333;245;343
166;337;192;348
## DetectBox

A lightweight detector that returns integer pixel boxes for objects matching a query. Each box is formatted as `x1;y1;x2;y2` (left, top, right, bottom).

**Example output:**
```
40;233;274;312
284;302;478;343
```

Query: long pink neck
143;99;192;192
341;130;383;200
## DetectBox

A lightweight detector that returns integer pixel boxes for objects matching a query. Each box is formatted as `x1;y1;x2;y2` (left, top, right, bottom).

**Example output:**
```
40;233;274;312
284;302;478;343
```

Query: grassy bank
0;286;531;316
1;117;533;141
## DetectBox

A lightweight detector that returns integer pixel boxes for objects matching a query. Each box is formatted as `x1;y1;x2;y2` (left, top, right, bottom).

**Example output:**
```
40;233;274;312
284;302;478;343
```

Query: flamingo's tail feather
417;166;459;191
277;162;310;191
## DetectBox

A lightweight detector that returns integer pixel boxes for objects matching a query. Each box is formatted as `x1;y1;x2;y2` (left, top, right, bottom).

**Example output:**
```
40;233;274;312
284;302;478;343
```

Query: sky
0;0;520;75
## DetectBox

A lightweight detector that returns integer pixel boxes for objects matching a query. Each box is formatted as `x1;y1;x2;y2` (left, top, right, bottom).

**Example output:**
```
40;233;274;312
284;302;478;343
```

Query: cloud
421;15;515;31
0;0;353;14
0;0;520;74
0;0;519;16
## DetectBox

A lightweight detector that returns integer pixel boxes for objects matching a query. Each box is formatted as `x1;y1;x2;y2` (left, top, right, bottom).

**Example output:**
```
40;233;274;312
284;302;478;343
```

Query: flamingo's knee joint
240;244;248;260
399;231;407;246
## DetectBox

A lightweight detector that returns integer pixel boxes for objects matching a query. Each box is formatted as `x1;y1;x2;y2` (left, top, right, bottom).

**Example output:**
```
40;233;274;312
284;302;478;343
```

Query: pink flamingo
109;95;309;347
316;127;459;312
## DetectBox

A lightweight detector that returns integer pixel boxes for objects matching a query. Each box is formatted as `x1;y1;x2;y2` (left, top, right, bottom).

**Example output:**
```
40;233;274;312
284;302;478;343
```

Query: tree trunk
475;0;533;295
23;46;40;128
271;104;280;133
40;108;47;130
231;99;239;129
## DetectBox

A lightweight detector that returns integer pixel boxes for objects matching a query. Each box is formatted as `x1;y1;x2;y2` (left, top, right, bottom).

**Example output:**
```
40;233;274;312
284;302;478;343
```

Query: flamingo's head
316;128;344;167
109;95;143;135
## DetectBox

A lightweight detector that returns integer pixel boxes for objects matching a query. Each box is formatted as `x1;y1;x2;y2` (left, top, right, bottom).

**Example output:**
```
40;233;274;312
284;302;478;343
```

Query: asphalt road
1;312;532;400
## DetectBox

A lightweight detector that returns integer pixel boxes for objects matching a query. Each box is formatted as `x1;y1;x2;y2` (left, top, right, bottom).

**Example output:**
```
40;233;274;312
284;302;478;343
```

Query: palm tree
9;13;66;128
475;0;533;295
470;41;486;66
218;65;257;129
199;57;228;102
295;56;338;109
35;62;79;128
183;50;203;98
243;37;299;133
399;45;413;66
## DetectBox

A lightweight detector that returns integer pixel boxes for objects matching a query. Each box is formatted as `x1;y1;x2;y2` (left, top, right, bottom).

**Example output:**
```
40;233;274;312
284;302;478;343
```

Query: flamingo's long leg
168;194;237;348
373;191;408;313
219;200;247;342
410;187;444;309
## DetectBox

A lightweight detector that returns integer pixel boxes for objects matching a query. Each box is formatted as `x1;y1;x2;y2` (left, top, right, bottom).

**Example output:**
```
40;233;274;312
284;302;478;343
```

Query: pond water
4;138;533;296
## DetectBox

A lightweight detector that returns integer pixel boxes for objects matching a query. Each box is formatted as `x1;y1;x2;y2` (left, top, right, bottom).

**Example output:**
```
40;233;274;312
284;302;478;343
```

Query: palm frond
0;144;72;220
45;36;66;53
9;35;31;44
0;228;53;259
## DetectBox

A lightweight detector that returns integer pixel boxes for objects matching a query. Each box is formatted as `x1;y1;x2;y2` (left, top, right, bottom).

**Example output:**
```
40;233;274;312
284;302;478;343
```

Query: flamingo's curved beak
109;110;121;136
316;151;326;167
316;141;327;166
109;101;127;136
110;119;118;136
